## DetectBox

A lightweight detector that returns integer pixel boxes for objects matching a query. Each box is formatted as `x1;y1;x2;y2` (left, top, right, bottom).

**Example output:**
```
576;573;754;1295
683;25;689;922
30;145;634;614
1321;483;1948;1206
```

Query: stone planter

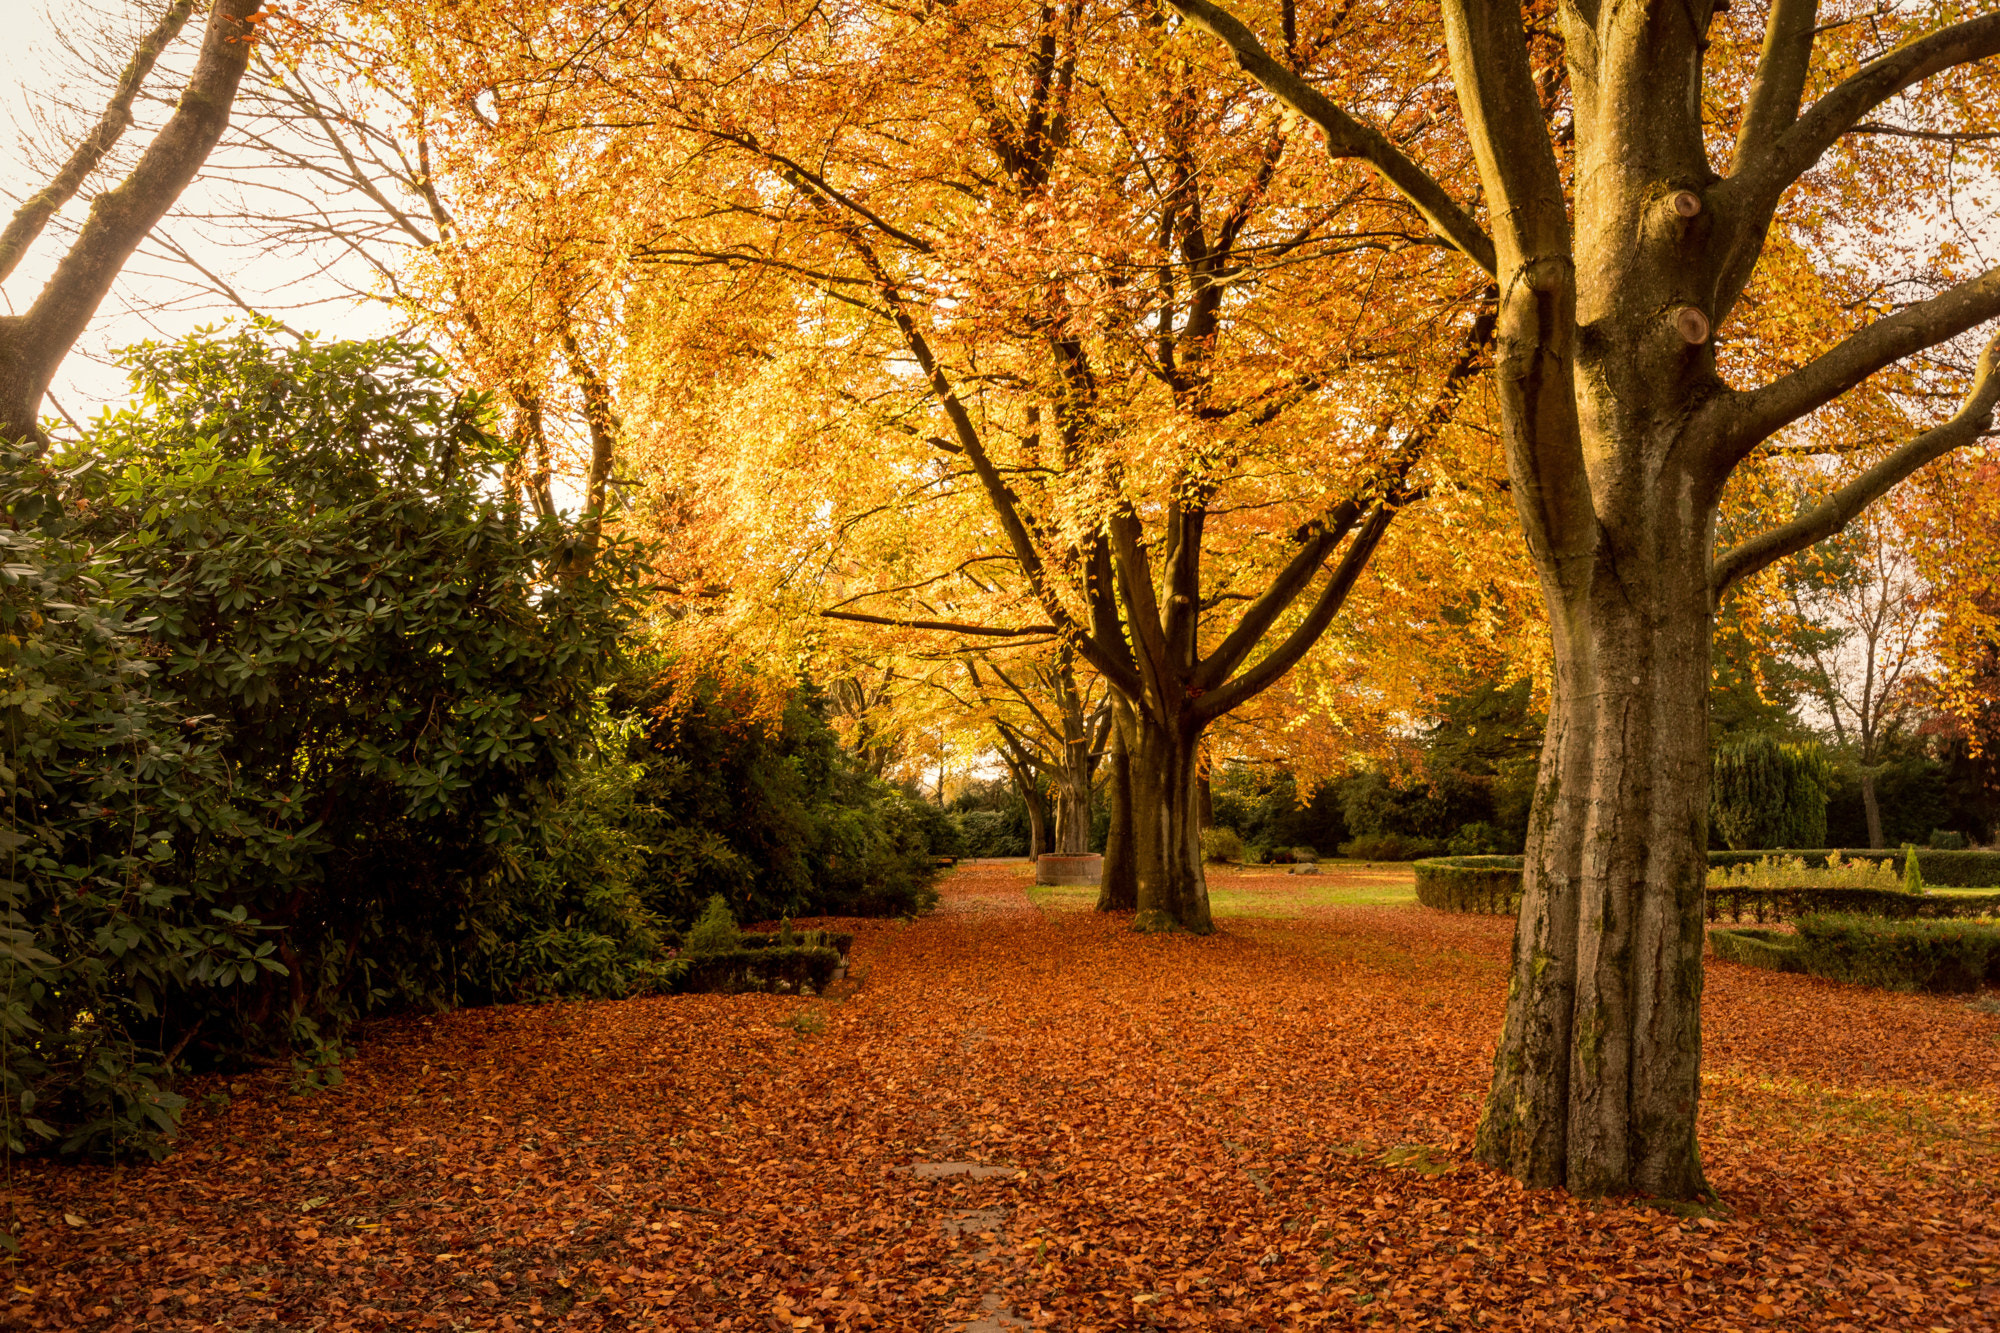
1036;853;1102;887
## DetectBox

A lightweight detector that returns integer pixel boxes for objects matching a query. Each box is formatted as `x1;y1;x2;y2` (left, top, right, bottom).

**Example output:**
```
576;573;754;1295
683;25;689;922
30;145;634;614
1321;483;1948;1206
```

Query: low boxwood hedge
1413;856;1525;915
1705;848;2000;887
1707;927;1805;974
674;944;844;995
1416;855;2000;919
1795;914;2000;993
1713;916;2000;994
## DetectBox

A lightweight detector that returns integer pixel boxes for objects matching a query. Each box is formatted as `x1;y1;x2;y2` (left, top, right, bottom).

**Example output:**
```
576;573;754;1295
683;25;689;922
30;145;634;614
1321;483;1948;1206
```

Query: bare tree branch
0;0;198;285
0;0;263;445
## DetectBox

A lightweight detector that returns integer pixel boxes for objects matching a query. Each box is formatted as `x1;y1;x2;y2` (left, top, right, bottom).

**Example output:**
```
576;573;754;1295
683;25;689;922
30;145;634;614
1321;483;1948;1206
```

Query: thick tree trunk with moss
1476;521;1715;1199
1169;0;2000;1199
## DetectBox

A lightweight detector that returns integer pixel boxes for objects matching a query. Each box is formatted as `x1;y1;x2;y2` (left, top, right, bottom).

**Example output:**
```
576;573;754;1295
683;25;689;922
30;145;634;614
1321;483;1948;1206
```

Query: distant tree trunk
1198;769;1214;831
1097;723;1137;912
1860;766;1885;849
1024;785;1048;860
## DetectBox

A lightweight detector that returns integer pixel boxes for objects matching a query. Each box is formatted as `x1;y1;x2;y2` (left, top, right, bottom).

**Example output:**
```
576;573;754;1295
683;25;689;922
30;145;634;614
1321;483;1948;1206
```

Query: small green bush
1930;829;1968;851
1290;845;1319;864
1794;914;2000;994
1708;851;1904;892
1201;827;1245;863
1903;843;1924;895
686;896;741;955
1446;821;1511;855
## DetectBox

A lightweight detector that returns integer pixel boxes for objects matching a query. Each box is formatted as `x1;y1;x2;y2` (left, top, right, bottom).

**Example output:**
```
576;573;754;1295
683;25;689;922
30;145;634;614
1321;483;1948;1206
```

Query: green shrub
1446;821;1510;855
1794;914;2000;993
1290;845;1319;864
1340;832;1443;861
1903;843;1925;894
1707;851;1903;892
675;945;842;995
1200;827;1244;863
686;896;741;955
1707;927;1805;974
1930;828;1968;851
1711;735;1832;851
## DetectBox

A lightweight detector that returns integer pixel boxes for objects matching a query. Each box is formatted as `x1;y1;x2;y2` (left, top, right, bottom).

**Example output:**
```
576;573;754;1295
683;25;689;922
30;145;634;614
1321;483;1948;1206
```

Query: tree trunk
1097;725;1138;912
1126;712;1213;934
1023;781;1047;860
1475;511;1714;1199
1860;766;1885;849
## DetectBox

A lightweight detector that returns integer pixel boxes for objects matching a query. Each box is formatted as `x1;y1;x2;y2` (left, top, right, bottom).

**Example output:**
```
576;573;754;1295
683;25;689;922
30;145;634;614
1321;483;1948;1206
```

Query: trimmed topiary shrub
1930;829;1968;851
1417;854;2000;919
1793;914;2000;994
1414;856;1525;914
674;945;843;995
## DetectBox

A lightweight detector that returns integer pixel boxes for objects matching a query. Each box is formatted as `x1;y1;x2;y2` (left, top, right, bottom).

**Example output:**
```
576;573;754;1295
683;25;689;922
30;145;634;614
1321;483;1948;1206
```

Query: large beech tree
1168;0;2000;1195
0;0;262;446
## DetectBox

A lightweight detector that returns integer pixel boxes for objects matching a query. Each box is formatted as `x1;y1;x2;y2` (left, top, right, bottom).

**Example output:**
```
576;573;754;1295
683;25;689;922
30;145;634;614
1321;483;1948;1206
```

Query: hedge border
672;944;843;995
1414;853;2000;919
1707;927;1805;974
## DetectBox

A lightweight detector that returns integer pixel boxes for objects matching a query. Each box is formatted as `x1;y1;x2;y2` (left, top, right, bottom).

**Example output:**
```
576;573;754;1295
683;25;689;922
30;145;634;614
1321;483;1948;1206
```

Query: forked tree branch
1712;329;2000;597
1159;0;1497;275
0;0;198;284
1728;0;1820;178
1714;11;2000;320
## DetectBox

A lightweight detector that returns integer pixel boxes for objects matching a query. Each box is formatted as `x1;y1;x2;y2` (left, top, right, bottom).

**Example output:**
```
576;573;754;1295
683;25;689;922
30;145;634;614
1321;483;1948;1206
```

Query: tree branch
1712;329;2000;597
0;0;263;445
0;0;197;285
820;609;1058;638
1728;0;1820;179
1711;265;2000;471
1714;12;2000;321
1160;0;1497;275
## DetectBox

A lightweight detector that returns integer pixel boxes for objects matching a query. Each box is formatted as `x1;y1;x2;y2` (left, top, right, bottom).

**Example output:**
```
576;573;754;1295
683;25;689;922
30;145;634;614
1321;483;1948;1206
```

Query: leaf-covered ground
7;863;1998;1331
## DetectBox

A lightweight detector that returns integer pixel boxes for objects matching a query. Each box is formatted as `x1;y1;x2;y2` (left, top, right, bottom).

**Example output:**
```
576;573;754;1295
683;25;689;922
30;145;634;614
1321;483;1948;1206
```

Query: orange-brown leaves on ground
8;865;1996;1330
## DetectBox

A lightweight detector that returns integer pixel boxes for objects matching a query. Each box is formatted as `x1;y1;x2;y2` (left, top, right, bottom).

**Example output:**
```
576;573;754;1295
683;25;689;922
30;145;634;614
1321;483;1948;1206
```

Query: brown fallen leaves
4;863;1997;1331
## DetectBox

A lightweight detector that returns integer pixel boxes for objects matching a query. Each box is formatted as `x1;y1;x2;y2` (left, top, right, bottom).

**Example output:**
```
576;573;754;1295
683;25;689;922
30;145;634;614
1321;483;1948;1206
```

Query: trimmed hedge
1704;848;2000;887
1795;914;2000;992
674;945;843;995
1417;852;2000;919
1413;856;1525;914
1707;927;1805;974
1713;916;2000;994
